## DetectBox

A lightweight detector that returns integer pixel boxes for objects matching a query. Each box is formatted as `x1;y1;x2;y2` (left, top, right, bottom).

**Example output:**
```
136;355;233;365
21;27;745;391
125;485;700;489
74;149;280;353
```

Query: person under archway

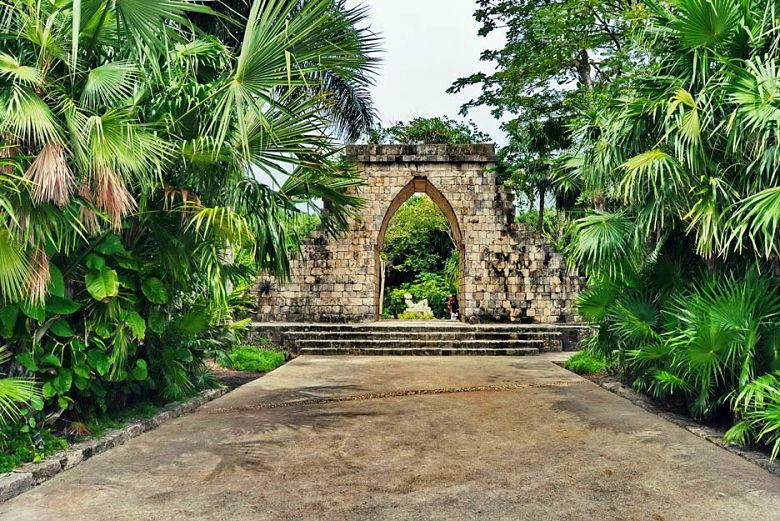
447;293;459;321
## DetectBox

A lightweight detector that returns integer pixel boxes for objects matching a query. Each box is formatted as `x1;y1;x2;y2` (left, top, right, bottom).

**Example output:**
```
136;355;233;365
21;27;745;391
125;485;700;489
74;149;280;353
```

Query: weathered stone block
0;472;34;502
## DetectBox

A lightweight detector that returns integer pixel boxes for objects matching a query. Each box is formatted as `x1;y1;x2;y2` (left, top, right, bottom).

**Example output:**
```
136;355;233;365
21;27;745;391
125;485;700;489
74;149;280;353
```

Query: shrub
220;346;286;373
564;350;607;375
725;372;780;460
385;272;454;319
398;311;435;321
0;425;67;473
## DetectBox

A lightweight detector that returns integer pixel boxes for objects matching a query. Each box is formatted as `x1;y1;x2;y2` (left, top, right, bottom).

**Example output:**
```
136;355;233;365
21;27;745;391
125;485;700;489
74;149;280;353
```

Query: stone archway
255;144;584;324
374;176;466;321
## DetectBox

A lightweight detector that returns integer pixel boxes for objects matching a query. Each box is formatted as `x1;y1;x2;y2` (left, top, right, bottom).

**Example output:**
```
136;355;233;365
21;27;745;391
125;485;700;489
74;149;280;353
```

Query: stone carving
255;144;584;324
403;294;432;315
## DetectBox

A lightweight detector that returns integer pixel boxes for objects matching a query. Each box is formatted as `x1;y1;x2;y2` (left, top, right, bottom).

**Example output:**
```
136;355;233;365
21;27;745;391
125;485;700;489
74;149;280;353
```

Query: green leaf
49;319;75;338
148;307;166;334
42;381;56;399
74;375;89;391
57;396;71;410
95;234;125;255
29;395;44;411
46;296;82;315
40;354;61;368
87;349;110;376
85;268;119;301
0;305;19;337
115;255;140;271
141;277;169;304
131;359;148;381
174;347;194;363
90;379;107;397
73;364;90;378
48;263;65;298
53;369;72;393
85;253;105;270
174;310;208;336
16;352;38;371
124;311;146;340
20;302;45;322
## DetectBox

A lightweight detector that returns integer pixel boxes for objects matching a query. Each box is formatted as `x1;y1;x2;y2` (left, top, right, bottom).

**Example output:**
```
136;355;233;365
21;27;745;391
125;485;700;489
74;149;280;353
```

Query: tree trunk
537;185;546;235
576;49;593;91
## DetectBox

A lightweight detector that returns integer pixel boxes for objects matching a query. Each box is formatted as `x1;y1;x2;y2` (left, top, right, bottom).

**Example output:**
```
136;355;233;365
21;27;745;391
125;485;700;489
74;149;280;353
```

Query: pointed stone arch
255;144;584;324
374;176;465;320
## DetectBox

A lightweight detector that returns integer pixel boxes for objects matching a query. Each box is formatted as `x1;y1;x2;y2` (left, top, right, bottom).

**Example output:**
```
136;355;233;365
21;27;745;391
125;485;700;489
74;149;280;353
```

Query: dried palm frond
0;142;17;175
25;246;49;305
94;168;136;230
77;183;101;236
25;142;73;206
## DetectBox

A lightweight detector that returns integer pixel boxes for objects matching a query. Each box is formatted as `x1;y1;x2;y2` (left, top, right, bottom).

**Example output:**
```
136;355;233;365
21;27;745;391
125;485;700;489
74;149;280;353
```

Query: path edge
593;377;780;478
0;386;229;503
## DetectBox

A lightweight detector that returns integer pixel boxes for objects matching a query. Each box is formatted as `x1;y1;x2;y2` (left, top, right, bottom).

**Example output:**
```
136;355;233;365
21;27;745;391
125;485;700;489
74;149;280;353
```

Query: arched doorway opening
374;177;465;321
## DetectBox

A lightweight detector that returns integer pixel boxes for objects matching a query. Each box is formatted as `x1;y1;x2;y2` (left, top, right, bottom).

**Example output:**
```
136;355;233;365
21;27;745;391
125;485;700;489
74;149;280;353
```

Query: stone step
251;322;591;354
298;346;540;356
285;331;562;352
253;322;582;333
283;330;561;340
294;339;545;351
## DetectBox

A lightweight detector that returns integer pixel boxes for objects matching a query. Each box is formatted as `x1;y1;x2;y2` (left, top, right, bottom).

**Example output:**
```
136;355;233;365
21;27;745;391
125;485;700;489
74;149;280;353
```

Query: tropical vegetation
368;116;490;145
462;0;780;458
0;0;378;465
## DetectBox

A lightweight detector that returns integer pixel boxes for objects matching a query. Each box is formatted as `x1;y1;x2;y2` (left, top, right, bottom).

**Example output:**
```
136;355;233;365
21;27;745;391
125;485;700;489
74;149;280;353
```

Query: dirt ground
2;355;779;521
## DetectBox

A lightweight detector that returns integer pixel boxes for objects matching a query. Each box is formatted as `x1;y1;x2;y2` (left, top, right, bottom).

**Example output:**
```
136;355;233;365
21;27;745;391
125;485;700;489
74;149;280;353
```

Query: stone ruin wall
255;144;585;324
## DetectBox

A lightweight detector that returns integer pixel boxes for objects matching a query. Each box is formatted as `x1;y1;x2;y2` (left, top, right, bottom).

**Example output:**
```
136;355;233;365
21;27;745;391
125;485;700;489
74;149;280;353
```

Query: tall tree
450;0;640;123
449;0;640;212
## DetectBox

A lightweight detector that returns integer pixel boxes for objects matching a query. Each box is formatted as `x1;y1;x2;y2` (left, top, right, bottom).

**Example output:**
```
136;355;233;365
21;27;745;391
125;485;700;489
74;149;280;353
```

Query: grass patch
79;402;161;440
564;350;607;375
0;426;68;473
220;345;286;373
398;311;435;320
0;401;162;472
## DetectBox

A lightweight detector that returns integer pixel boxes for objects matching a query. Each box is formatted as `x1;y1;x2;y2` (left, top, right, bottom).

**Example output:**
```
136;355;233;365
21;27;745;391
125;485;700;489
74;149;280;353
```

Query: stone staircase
251;322;590;356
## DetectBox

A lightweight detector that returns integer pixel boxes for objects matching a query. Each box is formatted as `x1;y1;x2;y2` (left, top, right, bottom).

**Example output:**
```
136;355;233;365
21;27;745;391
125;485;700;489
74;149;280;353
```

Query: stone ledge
596;378;780;477
346;144;495;163
1;386;228;503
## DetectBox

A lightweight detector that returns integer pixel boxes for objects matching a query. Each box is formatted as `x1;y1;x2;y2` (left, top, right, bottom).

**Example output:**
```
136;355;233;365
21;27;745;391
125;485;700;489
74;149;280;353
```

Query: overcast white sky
350;0;508;145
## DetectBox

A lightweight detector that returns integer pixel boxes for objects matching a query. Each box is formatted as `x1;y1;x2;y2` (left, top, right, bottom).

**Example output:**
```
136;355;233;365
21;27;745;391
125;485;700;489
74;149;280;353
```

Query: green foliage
368;116;491;145
382;195;454;288
565;350;608;376
557;0;780;457
219;346;286;374
397;311;435;321
80;402;160;440
385;273;454;320
725;372;780;460
515;209;560;235
0;0;379;448
0;424;67;473
451;1;641;124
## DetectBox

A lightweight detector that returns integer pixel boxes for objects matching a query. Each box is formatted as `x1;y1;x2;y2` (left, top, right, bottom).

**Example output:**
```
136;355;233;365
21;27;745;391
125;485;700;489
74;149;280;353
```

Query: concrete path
2;356;779;520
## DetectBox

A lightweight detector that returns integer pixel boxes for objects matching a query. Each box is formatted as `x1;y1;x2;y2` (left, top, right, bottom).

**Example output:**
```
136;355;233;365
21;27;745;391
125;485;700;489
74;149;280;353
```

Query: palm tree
0;0;379;415
562;0;780;454
0;0;378;304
